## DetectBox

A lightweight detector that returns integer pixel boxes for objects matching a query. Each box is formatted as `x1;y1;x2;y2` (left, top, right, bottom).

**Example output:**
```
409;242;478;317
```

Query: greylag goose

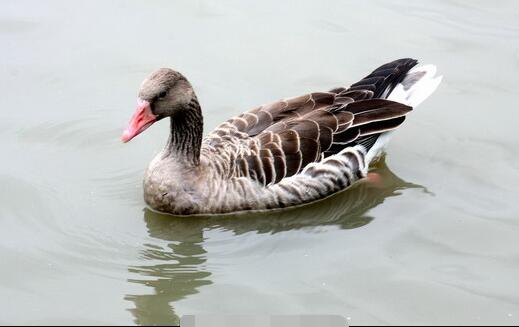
122;58;442;215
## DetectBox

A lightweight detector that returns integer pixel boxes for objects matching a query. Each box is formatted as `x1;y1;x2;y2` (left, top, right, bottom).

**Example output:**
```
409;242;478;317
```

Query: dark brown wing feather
212;58;419;185
227;92;336;137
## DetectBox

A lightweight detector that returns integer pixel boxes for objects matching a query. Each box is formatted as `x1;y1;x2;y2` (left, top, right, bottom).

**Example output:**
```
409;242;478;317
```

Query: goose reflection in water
125;157;427;325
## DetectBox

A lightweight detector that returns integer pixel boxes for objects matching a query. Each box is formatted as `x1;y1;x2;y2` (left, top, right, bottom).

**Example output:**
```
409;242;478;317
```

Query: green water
1;0;519;325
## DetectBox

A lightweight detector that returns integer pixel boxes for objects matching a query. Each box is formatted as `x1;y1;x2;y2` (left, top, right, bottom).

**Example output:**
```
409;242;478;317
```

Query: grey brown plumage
124;58;442;215
205;59;417;188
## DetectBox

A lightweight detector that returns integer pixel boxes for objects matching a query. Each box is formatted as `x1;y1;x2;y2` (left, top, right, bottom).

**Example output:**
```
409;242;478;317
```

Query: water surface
1;0;519;325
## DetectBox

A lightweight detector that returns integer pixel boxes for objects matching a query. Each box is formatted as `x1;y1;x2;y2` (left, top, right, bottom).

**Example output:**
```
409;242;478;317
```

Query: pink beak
121;100;157;143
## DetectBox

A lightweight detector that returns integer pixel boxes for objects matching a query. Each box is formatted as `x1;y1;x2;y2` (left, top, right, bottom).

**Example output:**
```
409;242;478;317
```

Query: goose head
122;68;196;143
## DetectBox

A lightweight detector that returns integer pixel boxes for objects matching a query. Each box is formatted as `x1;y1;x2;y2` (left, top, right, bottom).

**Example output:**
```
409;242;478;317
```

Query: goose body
122;58;442;215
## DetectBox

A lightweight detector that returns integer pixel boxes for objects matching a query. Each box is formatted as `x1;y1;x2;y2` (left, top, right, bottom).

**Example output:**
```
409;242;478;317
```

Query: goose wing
233;98;411;185
204;58;418;185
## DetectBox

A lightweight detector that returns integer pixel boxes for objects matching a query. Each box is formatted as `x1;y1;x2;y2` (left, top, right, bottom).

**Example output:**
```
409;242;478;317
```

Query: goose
122;58;442;215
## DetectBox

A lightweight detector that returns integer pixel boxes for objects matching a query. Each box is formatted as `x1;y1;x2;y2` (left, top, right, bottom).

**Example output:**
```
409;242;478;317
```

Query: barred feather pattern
143;58;436;215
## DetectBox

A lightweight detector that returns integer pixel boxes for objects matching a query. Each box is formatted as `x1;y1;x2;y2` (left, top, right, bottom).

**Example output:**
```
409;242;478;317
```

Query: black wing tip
372;57;419;76
377;58;418;71
349;58;420;99
390;57;418;65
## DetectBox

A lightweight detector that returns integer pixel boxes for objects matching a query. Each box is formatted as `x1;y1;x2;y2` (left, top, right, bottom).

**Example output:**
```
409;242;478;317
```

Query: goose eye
158;91;167;99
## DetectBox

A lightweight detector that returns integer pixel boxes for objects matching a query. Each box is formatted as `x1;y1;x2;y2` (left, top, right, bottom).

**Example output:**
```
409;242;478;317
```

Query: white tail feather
388;64;443;107
365;64;442;164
